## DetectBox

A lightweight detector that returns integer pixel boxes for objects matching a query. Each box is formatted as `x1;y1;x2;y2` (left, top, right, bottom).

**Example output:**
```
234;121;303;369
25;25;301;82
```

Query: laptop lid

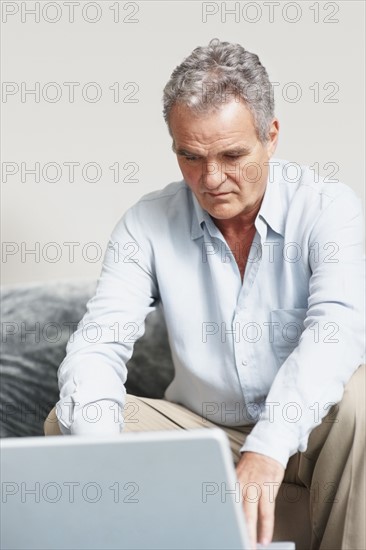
1;428;252;550
1;428;295;550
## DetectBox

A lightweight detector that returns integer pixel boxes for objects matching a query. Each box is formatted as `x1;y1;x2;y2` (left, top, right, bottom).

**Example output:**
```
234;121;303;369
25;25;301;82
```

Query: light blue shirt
57;158;365;467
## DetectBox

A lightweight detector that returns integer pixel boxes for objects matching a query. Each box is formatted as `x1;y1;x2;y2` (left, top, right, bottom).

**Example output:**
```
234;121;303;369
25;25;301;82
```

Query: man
44;39;365;548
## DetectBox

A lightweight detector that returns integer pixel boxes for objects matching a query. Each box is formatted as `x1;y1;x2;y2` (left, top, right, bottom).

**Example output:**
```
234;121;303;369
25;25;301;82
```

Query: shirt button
242;360;247;366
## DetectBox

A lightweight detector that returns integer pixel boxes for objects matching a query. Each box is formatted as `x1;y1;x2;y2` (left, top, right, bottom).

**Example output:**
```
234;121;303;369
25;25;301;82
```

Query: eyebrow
174;146;251;157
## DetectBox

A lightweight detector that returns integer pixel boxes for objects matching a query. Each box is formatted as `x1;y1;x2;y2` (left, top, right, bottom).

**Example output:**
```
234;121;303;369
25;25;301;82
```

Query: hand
235;451;285;548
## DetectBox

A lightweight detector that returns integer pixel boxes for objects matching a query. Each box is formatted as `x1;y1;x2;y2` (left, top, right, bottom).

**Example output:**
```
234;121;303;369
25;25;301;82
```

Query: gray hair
163;38;274;143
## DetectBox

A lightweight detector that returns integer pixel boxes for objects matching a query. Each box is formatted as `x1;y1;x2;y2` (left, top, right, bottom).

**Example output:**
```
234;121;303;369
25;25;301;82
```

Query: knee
336;364;365;428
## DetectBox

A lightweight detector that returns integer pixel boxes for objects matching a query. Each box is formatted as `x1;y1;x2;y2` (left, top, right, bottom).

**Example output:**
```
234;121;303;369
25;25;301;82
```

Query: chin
206;205;238;220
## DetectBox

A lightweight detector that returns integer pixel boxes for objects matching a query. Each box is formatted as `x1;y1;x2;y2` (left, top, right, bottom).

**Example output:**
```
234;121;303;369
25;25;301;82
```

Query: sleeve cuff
240;420;300;469
57;399;124;436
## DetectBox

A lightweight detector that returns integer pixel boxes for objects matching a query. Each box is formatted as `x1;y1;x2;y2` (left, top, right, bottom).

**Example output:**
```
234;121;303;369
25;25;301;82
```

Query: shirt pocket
270;308;307;366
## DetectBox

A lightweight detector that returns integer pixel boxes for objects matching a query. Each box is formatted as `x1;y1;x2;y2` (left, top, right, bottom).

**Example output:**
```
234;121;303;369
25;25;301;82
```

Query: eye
225;154;241;159
184;156;199;162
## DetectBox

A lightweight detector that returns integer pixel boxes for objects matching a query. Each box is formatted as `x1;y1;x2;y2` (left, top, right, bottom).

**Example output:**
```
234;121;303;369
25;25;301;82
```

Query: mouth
207;191;231;197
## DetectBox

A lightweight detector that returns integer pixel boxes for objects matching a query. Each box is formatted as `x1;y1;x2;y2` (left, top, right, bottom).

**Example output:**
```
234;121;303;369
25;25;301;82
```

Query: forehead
169;99;257;151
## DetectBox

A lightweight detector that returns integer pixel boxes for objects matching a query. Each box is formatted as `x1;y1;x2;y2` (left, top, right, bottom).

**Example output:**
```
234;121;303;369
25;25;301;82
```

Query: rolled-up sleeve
56;205;159;435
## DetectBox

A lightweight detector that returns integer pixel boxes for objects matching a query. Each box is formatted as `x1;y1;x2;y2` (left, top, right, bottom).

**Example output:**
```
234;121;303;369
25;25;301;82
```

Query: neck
211;202;261;238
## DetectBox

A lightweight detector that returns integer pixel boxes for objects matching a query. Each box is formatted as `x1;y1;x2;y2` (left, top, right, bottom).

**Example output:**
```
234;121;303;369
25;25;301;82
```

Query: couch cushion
0;278;174;437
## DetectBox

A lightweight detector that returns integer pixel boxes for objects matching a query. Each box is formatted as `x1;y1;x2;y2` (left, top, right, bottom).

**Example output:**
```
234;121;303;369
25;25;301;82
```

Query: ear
266;118;279;157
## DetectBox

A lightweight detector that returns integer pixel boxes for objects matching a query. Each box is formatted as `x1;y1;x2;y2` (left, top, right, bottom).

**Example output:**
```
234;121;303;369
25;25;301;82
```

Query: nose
201;160;226;190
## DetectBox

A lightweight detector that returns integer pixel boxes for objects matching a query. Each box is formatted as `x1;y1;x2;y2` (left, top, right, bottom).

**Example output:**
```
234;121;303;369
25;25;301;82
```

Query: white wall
2;0;365;284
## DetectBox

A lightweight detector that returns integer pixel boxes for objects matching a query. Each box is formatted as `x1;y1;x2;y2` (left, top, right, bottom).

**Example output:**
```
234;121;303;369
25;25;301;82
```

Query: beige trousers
44;364;365;550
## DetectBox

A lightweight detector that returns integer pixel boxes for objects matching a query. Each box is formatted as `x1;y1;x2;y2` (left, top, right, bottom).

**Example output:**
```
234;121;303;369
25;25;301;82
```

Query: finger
257;497;275;546
242;488;259;549
243;503;257;549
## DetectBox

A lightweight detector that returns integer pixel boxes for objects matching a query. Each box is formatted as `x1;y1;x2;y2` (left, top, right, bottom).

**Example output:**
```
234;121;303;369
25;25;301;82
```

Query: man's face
169;99;279;224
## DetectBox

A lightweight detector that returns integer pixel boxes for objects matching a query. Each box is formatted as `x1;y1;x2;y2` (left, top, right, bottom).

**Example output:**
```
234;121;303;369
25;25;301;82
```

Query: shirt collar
189;159;286;241
256;164;286;238
190;190;213;240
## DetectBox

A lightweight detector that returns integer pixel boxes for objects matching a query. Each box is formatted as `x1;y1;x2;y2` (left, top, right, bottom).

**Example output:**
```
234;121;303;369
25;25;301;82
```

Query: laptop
0;429;295;550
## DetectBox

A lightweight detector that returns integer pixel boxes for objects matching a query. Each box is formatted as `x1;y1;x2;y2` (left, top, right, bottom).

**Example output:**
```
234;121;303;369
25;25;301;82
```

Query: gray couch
0;278;311;548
